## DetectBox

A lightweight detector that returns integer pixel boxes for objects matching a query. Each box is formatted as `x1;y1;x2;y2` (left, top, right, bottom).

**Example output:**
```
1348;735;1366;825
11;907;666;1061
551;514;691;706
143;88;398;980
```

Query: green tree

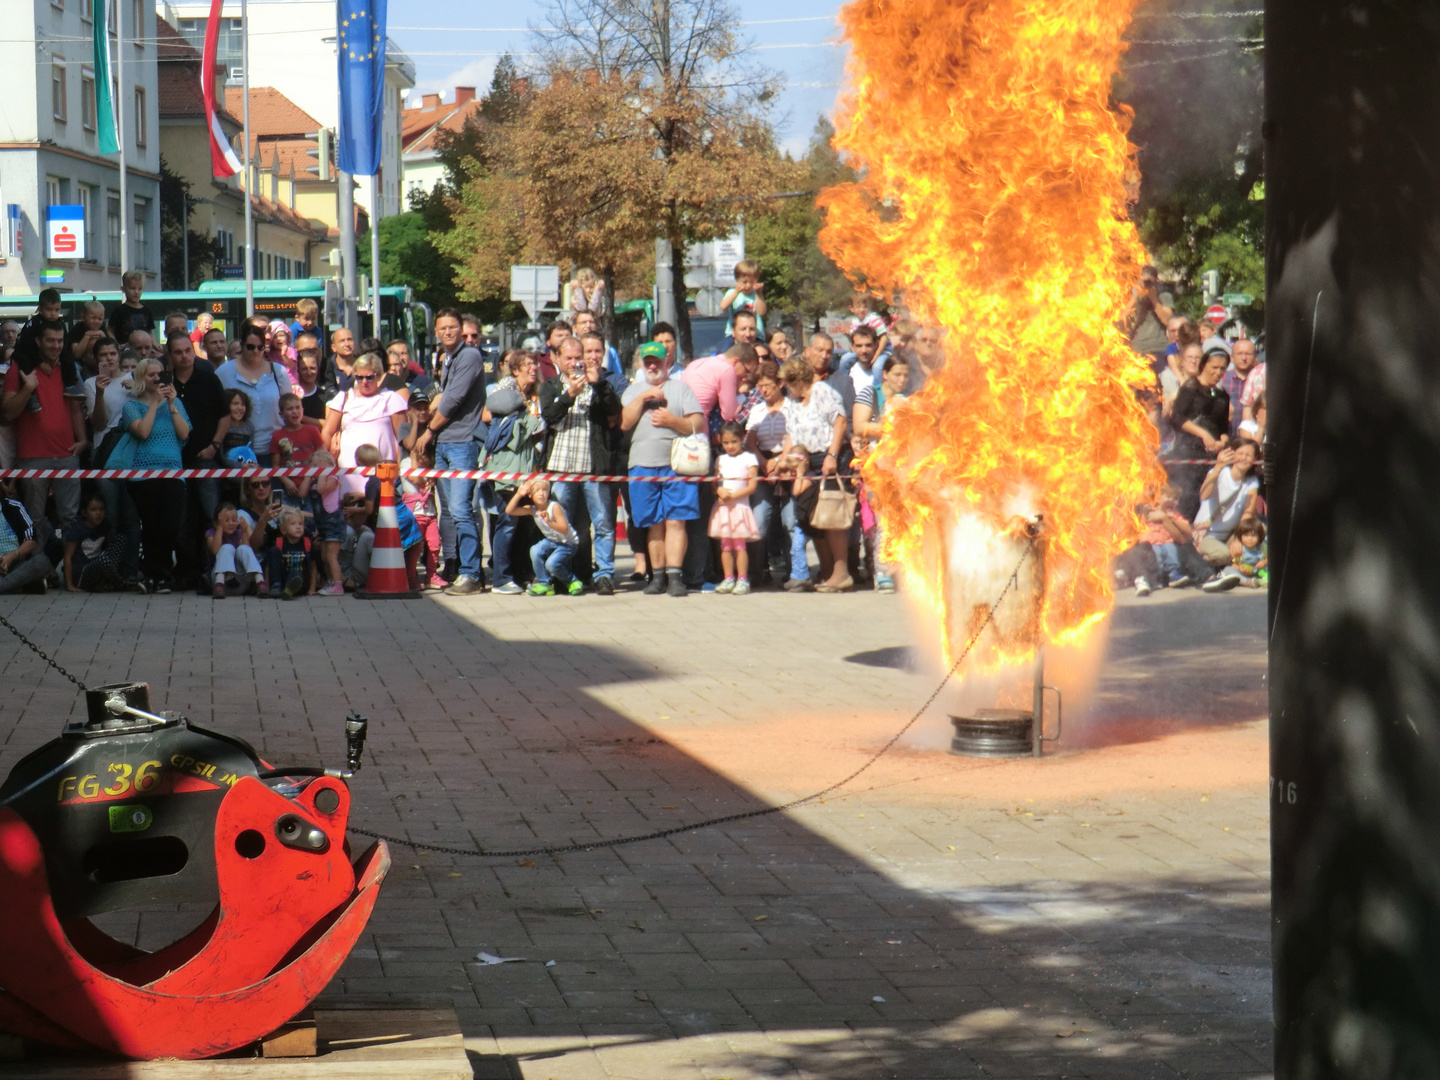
1138;173;1264;318
158;158;221;290
745;116;855;329
357;210;463;313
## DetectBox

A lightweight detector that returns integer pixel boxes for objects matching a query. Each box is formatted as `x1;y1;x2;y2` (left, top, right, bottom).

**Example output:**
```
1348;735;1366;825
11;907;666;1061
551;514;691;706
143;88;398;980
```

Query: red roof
401;94;484;155
224;86;321;139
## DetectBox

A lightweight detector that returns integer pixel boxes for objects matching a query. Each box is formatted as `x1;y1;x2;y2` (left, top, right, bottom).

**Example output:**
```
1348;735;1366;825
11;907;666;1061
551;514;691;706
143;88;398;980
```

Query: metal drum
950;709;1034;757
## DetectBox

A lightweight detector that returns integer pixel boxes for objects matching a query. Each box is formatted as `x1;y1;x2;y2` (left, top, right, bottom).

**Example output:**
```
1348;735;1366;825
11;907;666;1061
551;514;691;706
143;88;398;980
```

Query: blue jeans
1154;542;1182;583
552;480;614;580
781;497;809;581
435;440;482;580
491;500;518;587
531;538;576;584
749;482;788;577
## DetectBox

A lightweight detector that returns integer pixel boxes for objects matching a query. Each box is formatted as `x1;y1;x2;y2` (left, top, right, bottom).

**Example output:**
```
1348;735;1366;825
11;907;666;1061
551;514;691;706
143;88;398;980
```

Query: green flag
92;0;118;155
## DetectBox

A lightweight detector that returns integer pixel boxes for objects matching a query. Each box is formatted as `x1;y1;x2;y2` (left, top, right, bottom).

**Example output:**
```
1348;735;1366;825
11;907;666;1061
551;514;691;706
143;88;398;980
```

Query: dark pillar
1268;3;1440;1076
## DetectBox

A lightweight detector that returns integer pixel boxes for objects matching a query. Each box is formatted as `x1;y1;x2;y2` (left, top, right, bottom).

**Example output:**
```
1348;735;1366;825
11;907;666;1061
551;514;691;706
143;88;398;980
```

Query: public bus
0;278;433;358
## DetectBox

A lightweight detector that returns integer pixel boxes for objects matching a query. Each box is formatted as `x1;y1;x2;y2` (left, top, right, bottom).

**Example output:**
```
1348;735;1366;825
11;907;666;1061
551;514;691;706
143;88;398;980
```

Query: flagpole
116;0;128;276
370;167;381;335
241;0;254;318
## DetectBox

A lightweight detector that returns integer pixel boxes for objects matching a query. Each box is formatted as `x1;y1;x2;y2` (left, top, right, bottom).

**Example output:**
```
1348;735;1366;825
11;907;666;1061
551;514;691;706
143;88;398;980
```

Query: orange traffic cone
355;462;421;599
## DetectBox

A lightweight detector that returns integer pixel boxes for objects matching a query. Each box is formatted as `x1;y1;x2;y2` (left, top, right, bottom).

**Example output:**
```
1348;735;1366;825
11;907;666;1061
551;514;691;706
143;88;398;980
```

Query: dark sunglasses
243;341;264;351
354;373;379;382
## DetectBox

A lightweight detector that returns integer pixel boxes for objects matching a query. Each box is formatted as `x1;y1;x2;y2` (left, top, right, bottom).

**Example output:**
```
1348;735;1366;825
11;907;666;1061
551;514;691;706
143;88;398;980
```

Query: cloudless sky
382;0;850;156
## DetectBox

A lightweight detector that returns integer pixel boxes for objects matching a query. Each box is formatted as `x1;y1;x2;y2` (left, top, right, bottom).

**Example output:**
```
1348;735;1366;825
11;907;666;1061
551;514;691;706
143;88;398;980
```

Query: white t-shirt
717;451;759;492
1194;468;1259;539
84;374;133;439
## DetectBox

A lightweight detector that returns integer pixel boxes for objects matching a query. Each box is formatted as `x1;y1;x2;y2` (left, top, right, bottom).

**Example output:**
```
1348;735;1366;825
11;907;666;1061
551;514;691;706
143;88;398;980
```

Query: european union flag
337;0;387;176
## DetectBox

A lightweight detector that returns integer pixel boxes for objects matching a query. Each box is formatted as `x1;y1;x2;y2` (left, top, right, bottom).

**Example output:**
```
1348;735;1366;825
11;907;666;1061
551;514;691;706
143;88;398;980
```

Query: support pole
370;171;382;338
116;0;127;275
1268;2;1440;1075
241;0;253;317
338;172;357;339
181;192;188;291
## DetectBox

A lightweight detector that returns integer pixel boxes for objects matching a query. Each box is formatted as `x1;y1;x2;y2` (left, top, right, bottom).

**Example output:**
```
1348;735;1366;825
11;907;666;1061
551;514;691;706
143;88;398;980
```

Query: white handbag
670;433;712;476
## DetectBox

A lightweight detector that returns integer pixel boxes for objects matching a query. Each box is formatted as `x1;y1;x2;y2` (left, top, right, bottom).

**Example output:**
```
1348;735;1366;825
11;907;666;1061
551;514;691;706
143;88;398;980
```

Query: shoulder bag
809;476;858;531
670;432;711;476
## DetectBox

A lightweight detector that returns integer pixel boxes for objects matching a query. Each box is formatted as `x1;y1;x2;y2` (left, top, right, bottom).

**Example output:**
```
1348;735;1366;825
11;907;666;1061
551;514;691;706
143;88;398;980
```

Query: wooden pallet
0;1009;473;1078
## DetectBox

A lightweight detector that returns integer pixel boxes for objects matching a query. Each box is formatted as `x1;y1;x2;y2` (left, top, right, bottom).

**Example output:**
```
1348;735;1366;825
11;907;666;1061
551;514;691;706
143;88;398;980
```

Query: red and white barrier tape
0;466;860;484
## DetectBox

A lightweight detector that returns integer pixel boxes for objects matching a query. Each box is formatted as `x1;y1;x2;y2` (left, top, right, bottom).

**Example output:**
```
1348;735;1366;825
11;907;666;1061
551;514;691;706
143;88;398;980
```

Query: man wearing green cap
620;342;705;597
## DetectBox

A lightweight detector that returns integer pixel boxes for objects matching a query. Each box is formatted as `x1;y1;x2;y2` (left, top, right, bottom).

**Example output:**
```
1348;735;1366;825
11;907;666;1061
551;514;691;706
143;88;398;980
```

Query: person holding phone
121;358;190;593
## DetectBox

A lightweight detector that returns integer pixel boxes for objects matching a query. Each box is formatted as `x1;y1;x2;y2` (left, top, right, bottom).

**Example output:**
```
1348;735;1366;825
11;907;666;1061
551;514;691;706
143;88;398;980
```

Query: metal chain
0;611;88;691
349;540;1035;860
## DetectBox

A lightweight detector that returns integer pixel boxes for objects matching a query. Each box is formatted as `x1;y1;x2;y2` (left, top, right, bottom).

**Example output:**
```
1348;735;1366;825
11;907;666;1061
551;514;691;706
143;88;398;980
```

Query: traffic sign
1222;292;1254;306
510;265;561;325
693;287;726;318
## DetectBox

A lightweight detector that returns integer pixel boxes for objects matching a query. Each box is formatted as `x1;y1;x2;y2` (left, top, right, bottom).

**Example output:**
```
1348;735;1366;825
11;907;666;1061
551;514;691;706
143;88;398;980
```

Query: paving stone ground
0;579;1270;1079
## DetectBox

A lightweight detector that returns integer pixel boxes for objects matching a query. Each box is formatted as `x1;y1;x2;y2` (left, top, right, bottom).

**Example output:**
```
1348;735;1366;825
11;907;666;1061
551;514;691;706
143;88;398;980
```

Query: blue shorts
315;506;346;543
628;466;699;528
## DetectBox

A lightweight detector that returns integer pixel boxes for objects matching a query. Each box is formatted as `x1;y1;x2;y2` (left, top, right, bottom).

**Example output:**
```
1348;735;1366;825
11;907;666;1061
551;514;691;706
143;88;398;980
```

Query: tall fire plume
820;0;1166;665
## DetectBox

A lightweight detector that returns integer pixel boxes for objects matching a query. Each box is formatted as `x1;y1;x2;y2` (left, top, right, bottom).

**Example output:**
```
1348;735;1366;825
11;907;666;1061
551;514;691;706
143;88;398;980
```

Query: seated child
206;502;266;598
351;443;424;591
268;506;317;598
506;479;580;596
1203;514;1268;592
63;493;128;592
1141;485;1194;592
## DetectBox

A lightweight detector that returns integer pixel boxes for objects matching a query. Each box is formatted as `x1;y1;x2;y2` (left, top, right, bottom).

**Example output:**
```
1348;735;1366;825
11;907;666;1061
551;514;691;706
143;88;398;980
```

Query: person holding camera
121;358;190;593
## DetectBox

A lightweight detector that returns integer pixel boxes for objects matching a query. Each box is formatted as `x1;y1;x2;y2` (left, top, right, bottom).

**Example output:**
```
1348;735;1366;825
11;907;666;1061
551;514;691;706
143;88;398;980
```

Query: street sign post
510;265;561;327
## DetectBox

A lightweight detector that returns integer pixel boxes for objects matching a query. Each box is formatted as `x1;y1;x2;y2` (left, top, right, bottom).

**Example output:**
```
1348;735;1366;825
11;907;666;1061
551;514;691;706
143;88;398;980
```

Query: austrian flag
201;0;242;178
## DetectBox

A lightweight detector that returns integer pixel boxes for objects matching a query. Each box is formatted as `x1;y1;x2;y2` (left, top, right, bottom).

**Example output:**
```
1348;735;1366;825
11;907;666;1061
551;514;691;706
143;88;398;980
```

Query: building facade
158;0;414;217
400;88;482;202
0;0;162;295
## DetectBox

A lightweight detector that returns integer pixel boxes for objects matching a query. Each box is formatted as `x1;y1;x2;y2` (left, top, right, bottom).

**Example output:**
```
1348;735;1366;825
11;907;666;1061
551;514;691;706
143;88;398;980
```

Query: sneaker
629;571;648;583
445;575;483;596
715;577;736;594
667;574;687;598
700;582;718;593
318;580;345;596
783;576;815;593
284;574;305;597
566;579;584;596
643;574;667;596
1134;576;1152;597
212;581;226;599
1202;573;1241;593
1113;568;1127;586
154;576;174;595
527;581;555;596
493;581;524;595
594;576;614;596
254;578;269;598
441;557;460;584
875;574;896;593
130;578;151;595
733;579;751;596
21;578;47;595
1169;574;1193;589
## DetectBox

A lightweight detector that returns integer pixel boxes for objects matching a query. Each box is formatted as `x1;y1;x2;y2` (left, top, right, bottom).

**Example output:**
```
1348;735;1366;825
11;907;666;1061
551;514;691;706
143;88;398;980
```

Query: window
216;228;234;263
46;177;63;206
106;193;120;267
81;0;92;22
78;184;95;259
81;68;95;130
132;198;148;270
52;62;67;123
134;87;146;146
131;0;144;44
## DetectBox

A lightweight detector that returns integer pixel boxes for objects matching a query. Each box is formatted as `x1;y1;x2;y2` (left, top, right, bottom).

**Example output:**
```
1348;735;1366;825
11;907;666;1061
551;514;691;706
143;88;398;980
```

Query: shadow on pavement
0;593;1270;1079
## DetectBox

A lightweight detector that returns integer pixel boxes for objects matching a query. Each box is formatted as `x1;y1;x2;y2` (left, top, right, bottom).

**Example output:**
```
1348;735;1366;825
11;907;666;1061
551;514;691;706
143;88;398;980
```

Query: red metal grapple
0;683;390;1059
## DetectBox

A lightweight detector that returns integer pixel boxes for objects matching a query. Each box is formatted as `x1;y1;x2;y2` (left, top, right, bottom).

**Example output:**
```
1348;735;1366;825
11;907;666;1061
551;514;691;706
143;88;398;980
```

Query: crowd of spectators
0;263;1267;603
1120;275;1268;596
0;270;926;600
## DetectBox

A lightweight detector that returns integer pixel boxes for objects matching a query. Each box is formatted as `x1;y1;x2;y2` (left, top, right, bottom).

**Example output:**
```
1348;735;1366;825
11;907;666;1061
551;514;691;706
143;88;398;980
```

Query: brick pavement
0;583;1270;1079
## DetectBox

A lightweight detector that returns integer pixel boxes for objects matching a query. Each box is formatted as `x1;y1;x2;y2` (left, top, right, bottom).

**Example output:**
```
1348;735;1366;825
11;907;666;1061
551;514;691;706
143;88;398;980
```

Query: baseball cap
640;342;668;361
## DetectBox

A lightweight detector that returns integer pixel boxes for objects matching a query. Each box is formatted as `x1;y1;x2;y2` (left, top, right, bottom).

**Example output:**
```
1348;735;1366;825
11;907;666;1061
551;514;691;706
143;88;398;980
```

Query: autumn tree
516;0;798;356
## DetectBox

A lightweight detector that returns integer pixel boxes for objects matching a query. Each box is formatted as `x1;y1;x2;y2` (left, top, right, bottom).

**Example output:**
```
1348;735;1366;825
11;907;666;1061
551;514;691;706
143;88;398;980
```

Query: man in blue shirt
414;309;490;595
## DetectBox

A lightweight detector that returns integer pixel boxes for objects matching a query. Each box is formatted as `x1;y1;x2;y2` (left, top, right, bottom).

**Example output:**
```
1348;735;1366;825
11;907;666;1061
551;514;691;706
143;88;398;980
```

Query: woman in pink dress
319;353;409;497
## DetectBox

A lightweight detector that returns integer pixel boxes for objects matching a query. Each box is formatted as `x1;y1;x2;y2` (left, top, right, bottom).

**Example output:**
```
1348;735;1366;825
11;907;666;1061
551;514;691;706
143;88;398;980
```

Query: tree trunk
669;237;693;362
600;264;616;346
